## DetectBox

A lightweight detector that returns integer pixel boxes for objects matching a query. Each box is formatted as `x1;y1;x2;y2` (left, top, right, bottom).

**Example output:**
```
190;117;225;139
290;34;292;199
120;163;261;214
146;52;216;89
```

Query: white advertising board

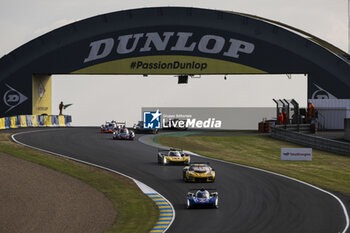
281;148;312;161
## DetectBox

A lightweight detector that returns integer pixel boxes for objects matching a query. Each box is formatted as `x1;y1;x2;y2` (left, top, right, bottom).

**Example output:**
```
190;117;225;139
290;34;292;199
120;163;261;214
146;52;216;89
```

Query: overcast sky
0;1;347;126
1;0;348;56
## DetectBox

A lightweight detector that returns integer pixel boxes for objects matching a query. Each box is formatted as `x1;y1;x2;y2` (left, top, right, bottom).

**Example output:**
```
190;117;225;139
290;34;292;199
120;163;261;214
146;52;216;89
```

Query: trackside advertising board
281;148;312;161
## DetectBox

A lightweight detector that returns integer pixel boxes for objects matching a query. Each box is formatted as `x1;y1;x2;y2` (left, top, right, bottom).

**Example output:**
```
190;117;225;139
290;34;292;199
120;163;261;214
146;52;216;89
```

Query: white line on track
11;129;175;233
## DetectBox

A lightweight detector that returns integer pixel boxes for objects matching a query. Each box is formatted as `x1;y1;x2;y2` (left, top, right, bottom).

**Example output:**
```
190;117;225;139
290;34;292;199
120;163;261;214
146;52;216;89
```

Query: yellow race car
183;162;215;182
158;148;190;165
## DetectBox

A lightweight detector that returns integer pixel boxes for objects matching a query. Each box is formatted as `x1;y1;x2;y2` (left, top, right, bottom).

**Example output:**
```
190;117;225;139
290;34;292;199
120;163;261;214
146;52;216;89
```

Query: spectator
59;101;64;115
282;110;288;125
306;102;315;123
278;112;284;125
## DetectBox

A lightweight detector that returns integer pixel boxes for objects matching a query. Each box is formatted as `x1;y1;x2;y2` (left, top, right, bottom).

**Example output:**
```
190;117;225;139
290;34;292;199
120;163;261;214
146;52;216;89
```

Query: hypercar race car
101;121;126;133
114;121;127;130
100;121;117;133
113;127;135;140
186;188;219;209
133;121;159;134
158;148;190;165
183;162;215;182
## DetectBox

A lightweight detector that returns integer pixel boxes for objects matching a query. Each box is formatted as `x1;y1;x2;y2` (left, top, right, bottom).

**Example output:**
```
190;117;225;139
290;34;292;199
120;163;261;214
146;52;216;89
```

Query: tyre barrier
0;115;72;130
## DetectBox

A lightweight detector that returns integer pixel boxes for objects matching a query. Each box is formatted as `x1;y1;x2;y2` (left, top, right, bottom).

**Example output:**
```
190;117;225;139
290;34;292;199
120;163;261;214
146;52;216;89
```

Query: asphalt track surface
14;127;347;233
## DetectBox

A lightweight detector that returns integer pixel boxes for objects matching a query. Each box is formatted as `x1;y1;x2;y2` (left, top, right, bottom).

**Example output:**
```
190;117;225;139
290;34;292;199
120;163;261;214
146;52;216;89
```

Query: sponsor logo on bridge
83;32;255;63
3;84;28;113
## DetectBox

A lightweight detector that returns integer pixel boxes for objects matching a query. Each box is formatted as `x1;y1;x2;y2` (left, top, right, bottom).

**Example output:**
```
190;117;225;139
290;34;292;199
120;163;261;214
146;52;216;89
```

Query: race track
14;128;347;233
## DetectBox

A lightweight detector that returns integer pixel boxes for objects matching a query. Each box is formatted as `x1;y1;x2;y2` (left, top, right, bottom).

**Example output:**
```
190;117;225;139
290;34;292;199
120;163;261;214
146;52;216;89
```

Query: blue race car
186;188;219;209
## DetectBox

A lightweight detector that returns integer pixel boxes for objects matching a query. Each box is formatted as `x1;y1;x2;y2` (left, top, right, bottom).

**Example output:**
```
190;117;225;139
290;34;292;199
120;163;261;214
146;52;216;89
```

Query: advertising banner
19;115;27;127
141;107;275;130
0;118;4;130
74;55;265;75
281;148;312;161
32;74;52;116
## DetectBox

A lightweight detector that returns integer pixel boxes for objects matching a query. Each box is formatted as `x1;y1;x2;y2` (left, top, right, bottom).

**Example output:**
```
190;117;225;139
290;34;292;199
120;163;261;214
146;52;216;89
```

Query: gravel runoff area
0;152;116;233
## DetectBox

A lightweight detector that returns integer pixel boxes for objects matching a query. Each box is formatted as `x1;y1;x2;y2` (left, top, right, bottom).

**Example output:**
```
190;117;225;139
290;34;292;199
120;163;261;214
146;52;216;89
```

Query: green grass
0;133;159;233
158;134;350;194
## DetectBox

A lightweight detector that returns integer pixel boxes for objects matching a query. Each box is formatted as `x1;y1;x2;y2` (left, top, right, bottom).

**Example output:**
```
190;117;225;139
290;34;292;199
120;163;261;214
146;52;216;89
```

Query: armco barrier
0;115;71;130
271;127;350;156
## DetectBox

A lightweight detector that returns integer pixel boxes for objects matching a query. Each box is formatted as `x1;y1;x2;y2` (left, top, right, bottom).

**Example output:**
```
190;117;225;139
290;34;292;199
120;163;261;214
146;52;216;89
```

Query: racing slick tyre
214;198;219;209
186;199;192;209
183;172;187;182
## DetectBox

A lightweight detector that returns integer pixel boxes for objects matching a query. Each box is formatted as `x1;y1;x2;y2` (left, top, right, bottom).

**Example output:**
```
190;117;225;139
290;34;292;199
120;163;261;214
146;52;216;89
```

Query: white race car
113;127;135;140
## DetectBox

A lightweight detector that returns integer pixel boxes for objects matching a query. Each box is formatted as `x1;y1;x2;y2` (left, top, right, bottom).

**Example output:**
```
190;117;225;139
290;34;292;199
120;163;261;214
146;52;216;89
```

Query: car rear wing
189;162;210;165
187;188;218;196
112;121;126;125
158;147;183;152
188;188;217;191
158;149;190;158
170;147;183;152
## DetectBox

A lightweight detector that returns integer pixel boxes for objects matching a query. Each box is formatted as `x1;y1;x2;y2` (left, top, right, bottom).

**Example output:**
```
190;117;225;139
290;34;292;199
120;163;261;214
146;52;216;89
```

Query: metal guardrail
0;115;72;130
274;124;312;133
271;127;350;156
